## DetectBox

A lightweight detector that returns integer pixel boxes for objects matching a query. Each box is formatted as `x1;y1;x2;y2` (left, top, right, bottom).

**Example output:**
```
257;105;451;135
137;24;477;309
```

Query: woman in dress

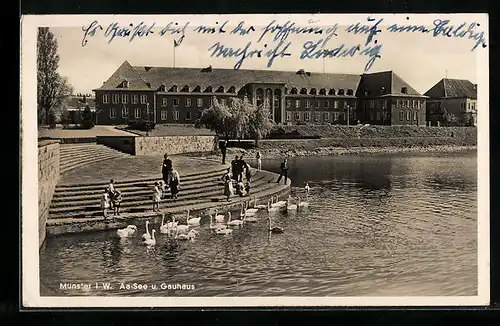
221;168;234;202
101;188;111;219
152;182;162;212
256;151;262;171
169;169;181;199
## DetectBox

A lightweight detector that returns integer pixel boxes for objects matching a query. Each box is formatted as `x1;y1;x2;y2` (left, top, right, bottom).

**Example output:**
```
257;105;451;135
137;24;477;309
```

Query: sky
48;14;486;95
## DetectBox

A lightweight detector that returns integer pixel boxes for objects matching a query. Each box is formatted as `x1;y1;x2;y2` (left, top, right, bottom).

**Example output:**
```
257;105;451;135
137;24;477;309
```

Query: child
245;180;251;194
152;182;162;212
170;169;181;199
236;180;245;197
101;189;110;219
256;151;262;171
112;190;122;216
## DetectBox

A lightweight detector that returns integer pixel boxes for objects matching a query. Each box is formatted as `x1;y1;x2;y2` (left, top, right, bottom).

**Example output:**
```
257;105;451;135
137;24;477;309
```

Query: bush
128;119;156;131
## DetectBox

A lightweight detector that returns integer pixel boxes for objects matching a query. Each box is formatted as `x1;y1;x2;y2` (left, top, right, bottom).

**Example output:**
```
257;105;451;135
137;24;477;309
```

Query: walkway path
39;125;137;139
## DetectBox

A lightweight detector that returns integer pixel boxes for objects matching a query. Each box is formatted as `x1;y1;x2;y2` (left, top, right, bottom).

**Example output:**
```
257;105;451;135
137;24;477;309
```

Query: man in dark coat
276;157;289;185
162;154;173;194
220;139;228;164
231;156;239;181
237;154;246;182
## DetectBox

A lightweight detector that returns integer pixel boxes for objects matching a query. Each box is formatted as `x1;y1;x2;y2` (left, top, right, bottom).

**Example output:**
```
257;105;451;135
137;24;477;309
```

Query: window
122;94;128;104
316;100;320;108
112;94;119;104
376;112;381;120
323;112;329;121
109;108;116;119
416;100;420;109
413;100;417;108
413;111;418;120
121;107;128;118
314;112;320;122
103;94;109;104
162;98;167;107
274;95;280;108
376;101;381;109
186;111;191;120
383;100;388;108
401;87;407;94
294;112;301;121
173;98;179;107
468;103;471;111
334;100;339;109
295;100;300;108
396;99;400;107
286;100;291;108
186;98;192;107
370;111;375;120
400;111;404;120
173;110;179;120
325;100;329;108
161;110;168;120
286;111;291;121
134;108;141;118
305;100;311;108
122;80;129;88
256;94;263;106
197;98;203;107
369;100;375;109
406;100;410;107
406;111;411;121
305;112;310;121
132;95;138;104
140;94;147;104
334;112;340;121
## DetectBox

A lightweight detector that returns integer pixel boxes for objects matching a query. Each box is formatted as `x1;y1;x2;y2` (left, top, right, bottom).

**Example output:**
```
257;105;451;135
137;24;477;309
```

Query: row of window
108;108;197;121
285;99;355;109
398;110;420;121
103;94;148;105
367;99;423;109
285;111;351;122
160;98;229;108
461;102;476;111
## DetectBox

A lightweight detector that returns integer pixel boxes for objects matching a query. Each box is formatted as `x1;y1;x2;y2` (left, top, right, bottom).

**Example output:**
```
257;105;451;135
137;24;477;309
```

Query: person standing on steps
238;154;247;182
277;157;289;185
221;168;234;202
256;151;262;171
112;189;122;216
220;139;228;164
152;181;162;212
231;156;239;181
170;169;181;199
101;188;111;220
162;153;173;196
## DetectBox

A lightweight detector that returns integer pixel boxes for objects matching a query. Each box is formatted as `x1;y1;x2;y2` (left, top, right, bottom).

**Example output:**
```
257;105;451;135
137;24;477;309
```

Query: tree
247;99;275;147
37;27;73;126
81;105;94;129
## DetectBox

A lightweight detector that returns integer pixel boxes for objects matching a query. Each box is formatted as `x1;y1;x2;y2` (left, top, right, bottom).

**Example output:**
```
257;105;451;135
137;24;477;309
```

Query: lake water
39;151;478;297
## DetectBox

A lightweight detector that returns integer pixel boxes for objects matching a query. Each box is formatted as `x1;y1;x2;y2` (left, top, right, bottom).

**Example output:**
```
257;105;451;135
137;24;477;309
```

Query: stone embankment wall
38;140;60;248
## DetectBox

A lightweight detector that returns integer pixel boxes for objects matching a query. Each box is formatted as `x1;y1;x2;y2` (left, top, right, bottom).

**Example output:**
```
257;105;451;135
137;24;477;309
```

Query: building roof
356;71;426;98
94;60;362;93
424;78;477;99
65;96;95;110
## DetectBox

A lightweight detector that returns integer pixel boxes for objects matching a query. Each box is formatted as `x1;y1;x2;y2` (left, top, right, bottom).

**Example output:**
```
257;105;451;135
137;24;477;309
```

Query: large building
424;78;477;126
93;60;427;126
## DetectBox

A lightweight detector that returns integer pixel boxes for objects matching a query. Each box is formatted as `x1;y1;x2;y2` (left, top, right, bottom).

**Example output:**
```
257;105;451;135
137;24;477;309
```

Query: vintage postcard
21;13;489;308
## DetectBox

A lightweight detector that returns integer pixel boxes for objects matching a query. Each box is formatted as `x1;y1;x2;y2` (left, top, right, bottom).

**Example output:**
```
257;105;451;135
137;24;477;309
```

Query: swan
253;196;267;210
242;208;258;223
274;195;287;208
244;200;259;215
227;212;244;226
286;195;298;211
240;202;257;218
141;221;151;240
267;200;279;214
209;213;227;230
297;196;309;210
214;227;233;235
174;210;191;234
166;215;178;229
159;214;170;234
267;216;284;234
214;209;225;223
187;210;201;226
116;225;137;238
175;228;197;241
143;229;156;245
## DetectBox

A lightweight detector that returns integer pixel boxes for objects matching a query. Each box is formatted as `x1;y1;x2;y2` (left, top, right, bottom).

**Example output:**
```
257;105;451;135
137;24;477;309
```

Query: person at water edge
162;153;173;192
170;169;181;199
221;168;234;201
236;180;246;197
231;156;239;181
245;162;252;182
152;181;162;212
220;139;228;164
237;154;247;182
101;189;111;219
256;151;262;171
112;189;123;216
107;179;116;209
277;157;289;185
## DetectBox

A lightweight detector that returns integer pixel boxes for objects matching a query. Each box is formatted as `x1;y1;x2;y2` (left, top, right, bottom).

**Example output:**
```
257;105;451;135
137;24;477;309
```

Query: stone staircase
59;143;130;174
48;166;286;223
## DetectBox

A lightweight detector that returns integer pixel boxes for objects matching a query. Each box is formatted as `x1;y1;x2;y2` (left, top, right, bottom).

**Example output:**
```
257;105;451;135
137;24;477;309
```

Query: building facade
93;61;426;126
424;78;477;126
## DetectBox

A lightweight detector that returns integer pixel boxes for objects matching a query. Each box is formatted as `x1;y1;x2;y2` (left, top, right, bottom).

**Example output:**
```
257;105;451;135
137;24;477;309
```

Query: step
48;176;277;219
60;156;129;174
55;165;230;189
60;152;127;168
50;173;266;207
60;146;125;157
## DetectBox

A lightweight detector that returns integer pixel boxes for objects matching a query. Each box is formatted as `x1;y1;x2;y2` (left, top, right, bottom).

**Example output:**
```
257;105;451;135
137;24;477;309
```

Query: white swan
286;195;298;211
166;215;178;229
174;210;191;234
175;228;197;241
267;200;279;214
242;208;258;223
227;211;244;226
215;227;233;235
143;229;156;245
116;225;137;238
209;213;227;230
187;210;201;226
141;221;151;240
297;196;309;210
253;196;267;210
240;202;257;218
274;195;287;208
244;200;259;215
159;214;170;234
268;216;284;234
214;208;225;223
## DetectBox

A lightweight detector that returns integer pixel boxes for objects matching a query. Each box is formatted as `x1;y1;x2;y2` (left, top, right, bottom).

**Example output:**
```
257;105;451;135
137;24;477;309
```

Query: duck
116;225;137;238
209;213;227;230
297;195;309;210
143;229;156;245
141;221;151;240
187;210;201;226
267;200;279;214
286;195;298;212
252;196;268;210
159;214;170;234
227;211;244;227
214;208;225;223
267;216;284;234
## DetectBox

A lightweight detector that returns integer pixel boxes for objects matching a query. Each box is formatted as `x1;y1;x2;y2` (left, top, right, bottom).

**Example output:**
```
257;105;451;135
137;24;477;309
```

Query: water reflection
40;151;478;297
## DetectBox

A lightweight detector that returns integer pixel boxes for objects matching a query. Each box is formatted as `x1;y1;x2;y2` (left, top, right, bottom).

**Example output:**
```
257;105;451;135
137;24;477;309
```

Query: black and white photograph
21;13;489;307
